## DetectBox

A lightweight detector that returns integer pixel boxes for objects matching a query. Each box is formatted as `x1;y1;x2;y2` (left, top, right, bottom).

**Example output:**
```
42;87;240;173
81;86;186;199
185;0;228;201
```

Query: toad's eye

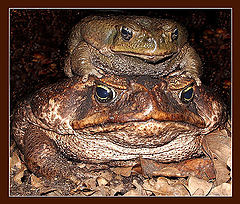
171;28;178;41
121;26;133;41
180;86;194;103
95;85;115;103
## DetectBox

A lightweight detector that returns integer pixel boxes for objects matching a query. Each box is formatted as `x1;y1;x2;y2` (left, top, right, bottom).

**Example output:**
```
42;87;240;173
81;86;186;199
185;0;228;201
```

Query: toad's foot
82;67;105;82
168;70;202;86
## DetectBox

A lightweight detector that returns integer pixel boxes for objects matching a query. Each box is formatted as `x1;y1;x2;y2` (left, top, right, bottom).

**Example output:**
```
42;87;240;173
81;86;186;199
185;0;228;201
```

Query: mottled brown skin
12;74;224;180
64;15;202;84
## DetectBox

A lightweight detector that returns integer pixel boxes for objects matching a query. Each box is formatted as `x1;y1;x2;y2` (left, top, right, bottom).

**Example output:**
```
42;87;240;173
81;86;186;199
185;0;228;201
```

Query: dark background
10;9;231;114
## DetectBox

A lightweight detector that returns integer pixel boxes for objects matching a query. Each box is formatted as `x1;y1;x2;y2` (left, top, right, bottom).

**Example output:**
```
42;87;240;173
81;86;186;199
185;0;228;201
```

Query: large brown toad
64;15;202;84
11;74;225;181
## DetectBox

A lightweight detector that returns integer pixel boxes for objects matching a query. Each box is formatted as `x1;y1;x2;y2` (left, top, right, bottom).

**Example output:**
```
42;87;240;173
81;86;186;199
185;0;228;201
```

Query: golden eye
180;86;194;103
95;85;115;103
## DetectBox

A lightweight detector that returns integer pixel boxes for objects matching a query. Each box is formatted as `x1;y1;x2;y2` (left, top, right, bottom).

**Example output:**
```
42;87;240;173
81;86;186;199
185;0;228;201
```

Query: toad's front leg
64;41;104;82
171;44;202;85
22;123;83;182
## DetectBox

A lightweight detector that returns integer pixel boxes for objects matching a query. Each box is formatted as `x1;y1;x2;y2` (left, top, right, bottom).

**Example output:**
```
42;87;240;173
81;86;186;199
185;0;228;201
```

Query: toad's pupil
173;29;178;36
121;26;132;40
122;27;131;34
96;87;110;99
171;28;178;40
122;27;128;35
182;87;193;101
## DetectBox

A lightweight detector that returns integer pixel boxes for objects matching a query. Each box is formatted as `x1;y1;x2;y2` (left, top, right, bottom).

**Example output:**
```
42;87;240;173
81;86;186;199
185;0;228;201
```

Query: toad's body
12;74;224;180
64;16;202;83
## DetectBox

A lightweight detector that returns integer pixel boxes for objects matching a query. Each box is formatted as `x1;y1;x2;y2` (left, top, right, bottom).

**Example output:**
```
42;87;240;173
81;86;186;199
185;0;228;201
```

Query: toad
64;15;202;84
11;74;225;181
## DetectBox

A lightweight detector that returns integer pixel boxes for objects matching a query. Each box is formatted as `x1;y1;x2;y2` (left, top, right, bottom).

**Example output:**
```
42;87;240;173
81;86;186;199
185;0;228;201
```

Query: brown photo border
1;0;239;202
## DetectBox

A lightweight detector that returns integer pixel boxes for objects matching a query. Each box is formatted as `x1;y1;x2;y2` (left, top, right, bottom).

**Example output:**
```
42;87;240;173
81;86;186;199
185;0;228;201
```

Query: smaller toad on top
64;15;202;84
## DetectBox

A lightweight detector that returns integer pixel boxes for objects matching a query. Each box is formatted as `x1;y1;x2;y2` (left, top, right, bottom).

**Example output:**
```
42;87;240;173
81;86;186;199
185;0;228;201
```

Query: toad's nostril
158;81;167;90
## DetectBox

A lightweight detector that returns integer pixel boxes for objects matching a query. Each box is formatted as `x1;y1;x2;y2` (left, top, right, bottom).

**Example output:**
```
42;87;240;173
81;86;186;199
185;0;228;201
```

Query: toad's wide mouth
117;51;176;63
71;106;206;132
75;119;202;149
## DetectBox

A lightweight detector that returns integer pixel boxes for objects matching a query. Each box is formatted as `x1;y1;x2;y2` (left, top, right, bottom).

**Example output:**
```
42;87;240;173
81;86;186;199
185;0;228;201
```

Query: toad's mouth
118;51;176;63
71;107;206;132
74;119;203;149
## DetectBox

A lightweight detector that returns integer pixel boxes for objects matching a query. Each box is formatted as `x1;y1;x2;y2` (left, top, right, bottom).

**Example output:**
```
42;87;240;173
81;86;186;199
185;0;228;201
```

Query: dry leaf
84;177;97;189
143;177;189;196
202;127;231;186
132;179;149;196
187;176;213;196
70;179;95;195
99;170;113;181
96;177;108;186
109;183;125;196
132;179;141;188
13;170;24;185
213;160;230;186
31;174;43;188
82;190;95;196
43;190;62;196
227;157;232;169
40;187;59;196
139;158;187;178
13;167;27;185
10;150;23;170
192;188;205;196
203;128;231;165
93;186;112;196
140;157;215;180
153;167;186;178
124;189;143;196
208;183;232;196
111;166;133;177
